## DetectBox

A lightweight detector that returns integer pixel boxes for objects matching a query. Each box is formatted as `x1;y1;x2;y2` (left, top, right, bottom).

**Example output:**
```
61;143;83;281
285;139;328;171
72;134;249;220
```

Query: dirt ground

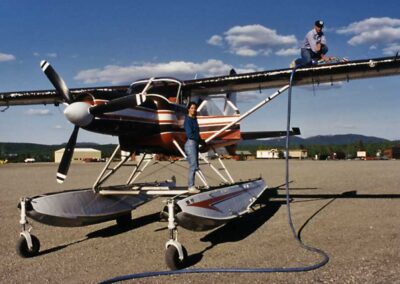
0;159;399;283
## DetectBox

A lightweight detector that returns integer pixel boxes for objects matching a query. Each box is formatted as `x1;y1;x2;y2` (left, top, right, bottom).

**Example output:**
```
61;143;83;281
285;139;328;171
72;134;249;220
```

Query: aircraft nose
64;102;94;127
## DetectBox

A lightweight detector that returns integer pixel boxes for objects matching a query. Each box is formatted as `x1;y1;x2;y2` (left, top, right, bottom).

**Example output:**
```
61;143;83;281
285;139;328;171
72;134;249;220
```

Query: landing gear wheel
16;235;40;258
165;245;188;270
116;213;132;227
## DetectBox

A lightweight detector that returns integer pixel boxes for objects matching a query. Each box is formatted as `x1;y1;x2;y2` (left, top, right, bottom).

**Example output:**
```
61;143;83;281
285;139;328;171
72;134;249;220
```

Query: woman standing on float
184;102;202;194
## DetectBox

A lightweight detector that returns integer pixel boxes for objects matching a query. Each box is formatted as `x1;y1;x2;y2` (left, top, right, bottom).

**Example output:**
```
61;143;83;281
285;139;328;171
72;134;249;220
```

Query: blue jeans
295;45;329;67
184;139;199;187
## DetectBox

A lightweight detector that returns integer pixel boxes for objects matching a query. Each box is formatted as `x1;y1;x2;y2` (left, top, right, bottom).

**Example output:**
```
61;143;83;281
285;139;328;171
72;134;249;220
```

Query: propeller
40;60;72;103
40;60;78;183
41;61;150;183
57;126;79;184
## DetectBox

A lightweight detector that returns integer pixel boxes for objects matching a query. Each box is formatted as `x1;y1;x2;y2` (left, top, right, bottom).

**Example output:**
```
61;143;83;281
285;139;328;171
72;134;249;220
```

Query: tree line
237;140;398;159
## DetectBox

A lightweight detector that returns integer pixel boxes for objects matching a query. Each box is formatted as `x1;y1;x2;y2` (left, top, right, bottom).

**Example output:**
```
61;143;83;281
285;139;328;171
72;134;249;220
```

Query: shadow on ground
38;212;160;256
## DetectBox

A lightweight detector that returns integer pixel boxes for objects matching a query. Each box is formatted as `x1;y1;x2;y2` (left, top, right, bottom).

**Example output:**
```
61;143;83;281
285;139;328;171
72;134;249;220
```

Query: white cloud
33;52;58;58
347;27;400;46
207;35;223;46
336;17;400;53
337;17;400;35
0;52;16;62
235;48;260;57
25;109;52;116
74;59;241;84
208;24;298;57
383;43;400;55
275;47;299;56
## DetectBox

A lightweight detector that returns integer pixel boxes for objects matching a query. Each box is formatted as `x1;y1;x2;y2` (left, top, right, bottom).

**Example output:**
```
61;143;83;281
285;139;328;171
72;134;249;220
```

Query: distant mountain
239;134;392;147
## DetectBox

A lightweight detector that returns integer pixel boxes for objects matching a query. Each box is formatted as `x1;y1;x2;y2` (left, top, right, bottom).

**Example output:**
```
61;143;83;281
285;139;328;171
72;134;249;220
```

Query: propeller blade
57;126;79;184
89;93;146;116
40;60;72;103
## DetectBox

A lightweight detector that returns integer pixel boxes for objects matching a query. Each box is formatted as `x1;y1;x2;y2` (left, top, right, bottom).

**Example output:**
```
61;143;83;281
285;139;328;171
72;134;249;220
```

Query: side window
197;95;238;116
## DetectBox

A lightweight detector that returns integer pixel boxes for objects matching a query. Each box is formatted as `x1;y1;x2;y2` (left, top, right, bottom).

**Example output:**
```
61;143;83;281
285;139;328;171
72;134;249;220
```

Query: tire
116;213;132;227
16;235;40;258
165;245;188;270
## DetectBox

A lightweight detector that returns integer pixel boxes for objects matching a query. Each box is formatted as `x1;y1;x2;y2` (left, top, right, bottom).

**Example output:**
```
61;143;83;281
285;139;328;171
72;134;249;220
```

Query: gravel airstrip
0;159;399;283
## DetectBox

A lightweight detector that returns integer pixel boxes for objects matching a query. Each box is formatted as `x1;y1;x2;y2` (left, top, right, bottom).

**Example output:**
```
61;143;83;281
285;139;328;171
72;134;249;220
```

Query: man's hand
320;54;332;62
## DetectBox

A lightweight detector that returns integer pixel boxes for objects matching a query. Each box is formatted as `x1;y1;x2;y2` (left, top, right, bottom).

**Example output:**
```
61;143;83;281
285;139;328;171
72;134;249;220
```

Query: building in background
55;148;101;163
384;145;400;159
256;149;280;159
283;149;308;160
357;151;367;160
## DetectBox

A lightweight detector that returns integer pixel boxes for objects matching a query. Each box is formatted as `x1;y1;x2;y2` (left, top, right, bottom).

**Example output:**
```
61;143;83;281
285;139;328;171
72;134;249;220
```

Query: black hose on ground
99;68;329;284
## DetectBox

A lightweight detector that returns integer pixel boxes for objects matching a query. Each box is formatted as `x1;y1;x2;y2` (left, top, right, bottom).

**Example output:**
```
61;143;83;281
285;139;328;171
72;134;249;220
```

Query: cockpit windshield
129;78;182;103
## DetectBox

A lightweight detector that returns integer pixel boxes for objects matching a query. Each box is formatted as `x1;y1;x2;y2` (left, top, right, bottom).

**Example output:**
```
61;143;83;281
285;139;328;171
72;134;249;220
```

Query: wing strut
204;84;290;144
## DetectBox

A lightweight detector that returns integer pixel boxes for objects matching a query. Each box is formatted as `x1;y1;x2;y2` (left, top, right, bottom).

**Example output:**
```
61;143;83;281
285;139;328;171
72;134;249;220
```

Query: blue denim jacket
184;116;200;142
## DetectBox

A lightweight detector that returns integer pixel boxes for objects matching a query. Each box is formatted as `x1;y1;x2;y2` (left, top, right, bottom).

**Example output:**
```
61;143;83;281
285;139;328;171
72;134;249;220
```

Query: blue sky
1;0;399;144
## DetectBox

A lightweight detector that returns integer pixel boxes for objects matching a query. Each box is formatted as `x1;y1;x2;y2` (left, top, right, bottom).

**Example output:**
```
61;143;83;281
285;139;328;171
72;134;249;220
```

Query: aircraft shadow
185;186;400;267
86;212;160;238
38;212;160;256
38;238;87;256
185;200;282;267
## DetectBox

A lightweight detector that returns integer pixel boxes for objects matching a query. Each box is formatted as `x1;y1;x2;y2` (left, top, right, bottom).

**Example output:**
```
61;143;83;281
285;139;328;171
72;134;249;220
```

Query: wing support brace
204;84;290;144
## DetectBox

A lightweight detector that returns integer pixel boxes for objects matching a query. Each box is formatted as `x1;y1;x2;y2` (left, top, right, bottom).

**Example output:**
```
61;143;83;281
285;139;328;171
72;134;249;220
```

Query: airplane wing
1;56;399;106
182;56;400;95
0;86;129;107
241;127;301;140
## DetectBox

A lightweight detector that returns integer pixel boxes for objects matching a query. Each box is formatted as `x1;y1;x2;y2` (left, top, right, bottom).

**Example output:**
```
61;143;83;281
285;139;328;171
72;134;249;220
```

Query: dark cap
315;20;324;28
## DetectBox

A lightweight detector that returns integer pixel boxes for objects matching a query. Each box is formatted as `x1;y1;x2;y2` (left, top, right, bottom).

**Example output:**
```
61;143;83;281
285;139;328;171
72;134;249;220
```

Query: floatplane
1;55;400;269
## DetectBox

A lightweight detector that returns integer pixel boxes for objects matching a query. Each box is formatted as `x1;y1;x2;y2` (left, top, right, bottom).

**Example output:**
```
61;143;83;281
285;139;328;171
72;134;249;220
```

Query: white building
54;148;101;163
283;149;308;159
257;149;280;159
357;151;367;160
